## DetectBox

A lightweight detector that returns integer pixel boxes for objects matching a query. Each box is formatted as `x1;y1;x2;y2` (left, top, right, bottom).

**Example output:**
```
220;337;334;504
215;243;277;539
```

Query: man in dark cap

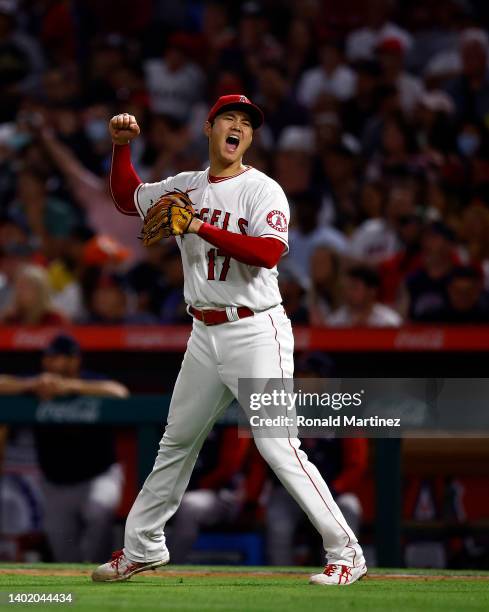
0;333;129;562
405;221;459;321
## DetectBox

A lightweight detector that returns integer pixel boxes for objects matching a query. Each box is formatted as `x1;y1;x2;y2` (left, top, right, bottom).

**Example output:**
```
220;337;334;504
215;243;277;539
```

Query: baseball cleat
309;563;367;585
91;549;170;582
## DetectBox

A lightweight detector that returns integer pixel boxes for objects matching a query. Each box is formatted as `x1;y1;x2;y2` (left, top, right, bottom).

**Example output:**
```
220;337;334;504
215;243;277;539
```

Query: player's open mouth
225;135;240;153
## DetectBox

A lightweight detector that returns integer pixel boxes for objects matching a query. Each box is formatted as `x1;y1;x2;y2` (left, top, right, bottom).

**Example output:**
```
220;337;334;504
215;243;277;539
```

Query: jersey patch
266;210;288;232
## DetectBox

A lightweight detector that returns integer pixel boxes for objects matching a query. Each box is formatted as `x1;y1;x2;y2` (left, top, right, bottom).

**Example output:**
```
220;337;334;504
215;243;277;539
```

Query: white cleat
91;549;170;582
309;563;367;585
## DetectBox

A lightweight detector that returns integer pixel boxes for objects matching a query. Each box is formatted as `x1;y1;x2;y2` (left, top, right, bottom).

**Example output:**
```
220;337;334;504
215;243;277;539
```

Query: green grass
0;564;487;612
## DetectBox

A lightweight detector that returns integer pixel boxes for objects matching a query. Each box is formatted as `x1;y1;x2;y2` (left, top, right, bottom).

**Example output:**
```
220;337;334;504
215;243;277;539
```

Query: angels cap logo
266;210;288;232
239;95;249;103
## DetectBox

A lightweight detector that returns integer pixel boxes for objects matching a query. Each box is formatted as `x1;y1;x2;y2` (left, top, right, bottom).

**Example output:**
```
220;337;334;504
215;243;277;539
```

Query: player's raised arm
109;113;143;216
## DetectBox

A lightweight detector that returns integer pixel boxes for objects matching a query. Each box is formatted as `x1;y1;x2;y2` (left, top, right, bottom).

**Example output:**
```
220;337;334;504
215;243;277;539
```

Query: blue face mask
457;132;480;157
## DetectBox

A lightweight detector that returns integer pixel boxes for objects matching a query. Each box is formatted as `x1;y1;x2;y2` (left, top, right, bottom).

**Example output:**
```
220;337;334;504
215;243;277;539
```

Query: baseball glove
139;189;195;246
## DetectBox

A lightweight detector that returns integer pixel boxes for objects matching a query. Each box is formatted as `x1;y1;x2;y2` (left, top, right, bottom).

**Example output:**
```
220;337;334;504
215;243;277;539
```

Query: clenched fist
109;113;141;145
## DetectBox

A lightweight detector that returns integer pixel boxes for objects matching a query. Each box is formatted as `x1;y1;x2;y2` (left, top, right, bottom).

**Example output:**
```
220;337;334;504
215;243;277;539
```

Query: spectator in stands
144;33;205;121
414;90;456;157
199;0;234;70
288;190;348;281
297;40;356;109
376;35;424;115
455;120;487;161
346;0;412;62
266;352;368;565
0;333;128;562
328;265;402;327
220;1;282;85
419;265;489;323
10;169;79;259
350;181;418;263
168;425;251;563
452;120;489;199
256;62;309;144
424;178;456;223
41;65;80;108
46;103;103;176
38;0;77;65
127;243;186;324
84;37;131;107
126;243;167;319
312;111;342;153
0;0;44;121
273;126;316;198
37;121;145;262
447;29;489;124
157;246;187;324
80;269;155;325
404;221;459;322
139;113;198;183
0;263;67;326
278;266;309;324
47;225;95;321
366;112;419;182
357;179;385;222
0;213;38;312
379;212;423;308
307;246;342;326
457;203;489;287
406;0;466;78
318;137;362;230
361;82;402;156
342;59;382;141
285;18;317;87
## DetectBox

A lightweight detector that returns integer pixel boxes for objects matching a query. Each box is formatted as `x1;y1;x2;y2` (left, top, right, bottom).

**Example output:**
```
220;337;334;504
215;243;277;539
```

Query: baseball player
92;95;367;585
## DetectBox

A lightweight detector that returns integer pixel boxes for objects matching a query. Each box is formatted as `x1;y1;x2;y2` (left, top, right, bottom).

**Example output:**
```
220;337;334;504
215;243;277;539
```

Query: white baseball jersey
134;166;290;310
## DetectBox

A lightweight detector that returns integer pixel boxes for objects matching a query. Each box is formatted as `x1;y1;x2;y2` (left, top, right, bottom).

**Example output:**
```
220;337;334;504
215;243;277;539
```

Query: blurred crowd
2;0;489;326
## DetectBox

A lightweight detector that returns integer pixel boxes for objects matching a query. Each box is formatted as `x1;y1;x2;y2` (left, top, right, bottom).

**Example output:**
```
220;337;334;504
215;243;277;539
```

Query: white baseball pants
124;304;364;567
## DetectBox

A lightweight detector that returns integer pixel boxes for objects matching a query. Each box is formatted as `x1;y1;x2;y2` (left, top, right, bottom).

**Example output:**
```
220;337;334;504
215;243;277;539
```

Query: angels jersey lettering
134;167;289;310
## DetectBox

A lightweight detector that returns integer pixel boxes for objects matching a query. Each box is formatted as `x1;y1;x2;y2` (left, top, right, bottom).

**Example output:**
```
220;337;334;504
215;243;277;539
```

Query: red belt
189;306;254;326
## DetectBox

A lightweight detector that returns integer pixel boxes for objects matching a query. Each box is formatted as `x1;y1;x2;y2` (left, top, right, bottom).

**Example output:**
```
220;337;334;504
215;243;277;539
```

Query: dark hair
260;61;288;79
449;265;482;282
352;59;381;77
425;221;456;242
347;265;380;289
44;334;81;357
295;351;336;377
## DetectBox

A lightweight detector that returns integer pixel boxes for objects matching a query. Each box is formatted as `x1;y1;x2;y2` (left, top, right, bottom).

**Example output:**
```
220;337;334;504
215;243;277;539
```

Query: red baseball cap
207;94;264;129
376;37;405;56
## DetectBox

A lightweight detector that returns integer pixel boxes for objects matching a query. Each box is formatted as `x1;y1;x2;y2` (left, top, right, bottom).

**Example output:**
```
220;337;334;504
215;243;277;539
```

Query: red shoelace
323;564;338;576
110;550;125;569
323;564;353;583
339;566;352;583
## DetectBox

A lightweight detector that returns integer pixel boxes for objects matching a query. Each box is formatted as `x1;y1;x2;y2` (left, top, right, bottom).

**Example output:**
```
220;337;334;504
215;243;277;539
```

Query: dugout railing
1;323;489;567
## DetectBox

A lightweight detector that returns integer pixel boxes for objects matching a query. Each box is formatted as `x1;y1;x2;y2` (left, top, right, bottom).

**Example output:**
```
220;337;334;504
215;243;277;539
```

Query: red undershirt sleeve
197;222;286;269
332;438;369;494
198;430;251;490
109;144;142;216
